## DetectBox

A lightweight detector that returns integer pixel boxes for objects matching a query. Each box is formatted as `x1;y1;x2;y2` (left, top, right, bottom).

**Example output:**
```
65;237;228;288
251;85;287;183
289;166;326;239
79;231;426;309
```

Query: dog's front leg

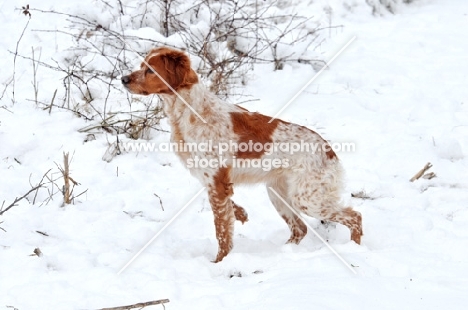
207;168;235;263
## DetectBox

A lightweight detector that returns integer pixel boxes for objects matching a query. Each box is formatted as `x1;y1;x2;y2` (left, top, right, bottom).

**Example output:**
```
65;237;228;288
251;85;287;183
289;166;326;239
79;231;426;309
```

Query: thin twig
31;46;41;105
0;169;51;216
73;189;88;200
0;77;14;102
154;193;164;211
12;15;31;104
48;89;58;114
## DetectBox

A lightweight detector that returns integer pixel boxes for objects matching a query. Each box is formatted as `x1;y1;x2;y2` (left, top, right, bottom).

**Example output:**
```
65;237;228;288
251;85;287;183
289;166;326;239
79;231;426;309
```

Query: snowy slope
1;0;468;309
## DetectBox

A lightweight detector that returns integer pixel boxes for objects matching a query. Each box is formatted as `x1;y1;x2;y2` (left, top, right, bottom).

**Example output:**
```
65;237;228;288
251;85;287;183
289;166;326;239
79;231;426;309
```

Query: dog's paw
233;202;248;224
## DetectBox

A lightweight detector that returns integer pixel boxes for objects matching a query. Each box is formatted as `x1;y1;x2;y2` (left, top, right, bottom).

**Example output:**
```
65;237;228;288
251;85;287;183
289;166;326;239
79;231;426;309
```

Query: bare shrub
14;1;337;144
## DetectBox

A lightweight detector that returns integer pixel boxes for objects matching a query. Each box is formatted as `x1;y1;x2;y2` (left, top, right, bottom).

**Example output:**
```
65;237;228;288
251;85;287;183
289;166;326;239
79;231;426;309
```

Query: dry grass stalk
63;152;71;204
58;152;78;205
410;162;433;182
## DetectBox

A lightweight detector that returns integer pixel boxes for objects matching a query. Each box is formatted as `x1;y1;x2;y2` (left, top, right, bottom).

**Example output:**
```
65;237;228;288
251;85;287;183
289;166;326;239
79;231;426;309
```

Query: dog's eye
146;68;155;75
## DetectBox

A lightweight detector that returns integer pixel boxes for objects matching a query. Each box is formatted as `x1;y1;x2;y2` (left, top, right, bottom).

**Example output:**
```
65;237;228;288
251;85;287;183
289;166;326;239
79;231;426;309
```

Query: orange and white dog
122;47;362;262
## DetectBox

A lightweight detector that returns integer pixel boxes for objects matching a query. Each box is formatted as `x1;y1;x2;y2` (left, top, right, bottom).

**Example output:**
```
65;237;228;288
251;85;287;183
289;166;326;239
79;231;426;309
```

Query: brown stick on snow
98;299;170;310
410;162;432;182
63;152;71;204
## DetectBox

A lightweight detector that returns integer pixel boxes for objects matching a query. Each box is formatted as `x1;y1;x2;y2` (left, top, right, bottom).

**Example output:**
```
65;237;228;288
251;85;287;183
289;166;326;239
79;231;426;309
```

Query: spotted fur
122;47;363;262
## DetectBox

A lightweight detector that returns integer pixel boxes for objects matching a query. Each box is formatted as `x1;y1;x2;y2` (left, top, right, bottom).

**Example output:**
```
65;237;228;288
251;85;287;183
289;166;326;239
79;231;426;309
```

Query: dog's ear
148;49;195;91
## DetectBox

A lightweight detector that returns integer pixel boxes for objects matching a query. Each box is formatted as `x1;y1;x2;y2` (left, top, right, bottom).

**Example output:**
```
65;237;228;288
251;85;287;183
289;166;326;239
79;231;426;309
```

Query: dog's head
121;47;198;95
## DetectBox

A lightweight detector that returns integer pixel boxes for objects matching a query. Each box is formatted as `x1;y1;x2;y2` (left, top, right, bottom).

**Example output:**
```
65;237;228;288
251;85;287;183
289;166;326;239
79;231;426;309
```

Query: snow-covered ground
1;0;468;309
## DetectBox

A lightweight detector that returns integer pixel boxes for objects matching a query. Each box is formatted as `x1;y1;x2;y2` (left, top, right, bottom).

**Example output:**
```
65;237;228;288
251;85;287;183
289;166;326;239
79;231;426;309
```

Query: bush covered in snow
15;0;417;140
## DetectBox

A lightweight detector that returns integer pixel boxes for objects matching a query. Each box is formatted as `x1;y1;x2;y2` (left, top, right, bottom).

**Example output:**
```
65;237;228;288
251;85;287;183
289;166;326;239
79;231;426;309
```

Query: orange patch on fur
325;145;337;160
230;112;280;159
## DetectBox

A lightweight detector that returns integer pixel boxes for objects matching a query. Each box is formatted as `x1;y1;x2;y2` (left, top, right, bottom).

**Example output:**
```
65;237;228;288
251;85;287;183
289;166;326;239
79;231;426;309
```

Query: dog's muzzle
121;75;131;85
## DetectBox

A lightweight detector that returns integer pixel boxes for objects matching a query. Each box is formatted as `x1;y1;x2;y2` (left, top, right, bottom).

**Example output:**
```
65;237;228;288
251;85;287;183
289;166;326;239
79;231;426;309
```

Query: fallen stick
98;299;170;310
410;162;432;182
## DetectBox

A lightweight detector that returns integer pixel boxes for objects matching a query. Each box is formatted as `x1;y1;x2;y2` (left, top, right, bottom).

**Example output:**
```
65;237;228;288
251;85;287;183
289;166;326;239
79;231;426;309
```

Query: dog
122;47;362;262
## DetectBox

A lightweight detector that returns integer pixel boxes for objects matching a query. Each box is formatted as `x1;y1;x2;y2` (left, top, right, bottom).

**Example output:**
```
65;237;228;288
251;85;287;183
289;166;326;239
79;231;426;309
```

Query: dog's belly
230;165;284;184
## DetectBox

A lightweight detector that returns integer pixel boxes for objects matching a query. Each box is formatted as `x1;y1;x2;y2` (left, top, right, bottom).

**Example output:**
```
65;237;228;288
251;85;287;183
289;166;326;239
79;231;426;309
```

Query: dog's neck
159;83;223;124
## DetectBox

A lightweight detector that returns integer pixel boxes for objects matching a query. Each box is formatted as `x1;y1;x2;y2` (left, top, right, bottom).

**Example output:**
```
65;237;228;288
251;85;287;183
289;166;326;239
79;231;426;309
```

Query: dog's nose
121;75;131;84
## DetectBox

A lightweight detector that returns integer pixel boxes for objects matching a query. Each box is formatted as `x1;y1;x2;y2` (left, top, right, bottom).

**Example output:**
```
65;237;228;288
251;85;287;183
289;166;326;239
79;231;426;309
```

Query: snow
1;0;468;309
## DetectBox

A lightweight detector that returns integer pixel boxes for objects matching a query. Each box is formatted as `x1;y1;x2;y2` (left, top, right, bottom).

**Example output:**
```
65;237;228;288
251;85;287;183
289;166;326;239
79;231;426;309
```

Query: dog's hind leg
326;207;362;244
288;170;363;245
267;177;307;244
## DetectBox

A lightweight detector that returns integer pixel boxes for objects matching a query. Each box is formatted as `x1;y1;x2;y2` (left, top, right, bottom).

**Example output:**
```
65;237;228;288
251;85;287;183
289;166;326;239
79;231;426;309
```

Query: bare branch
0;169;51;216
16;1;332;146
12;15;31;104
154;193;164;211
98;299;170;310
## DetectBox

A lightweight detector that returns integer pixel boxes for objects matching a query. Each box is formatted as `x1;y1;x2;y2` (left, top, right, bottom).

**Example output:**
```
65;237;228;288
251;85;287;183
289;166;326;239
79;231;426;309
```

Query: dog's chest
169;110;238;164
